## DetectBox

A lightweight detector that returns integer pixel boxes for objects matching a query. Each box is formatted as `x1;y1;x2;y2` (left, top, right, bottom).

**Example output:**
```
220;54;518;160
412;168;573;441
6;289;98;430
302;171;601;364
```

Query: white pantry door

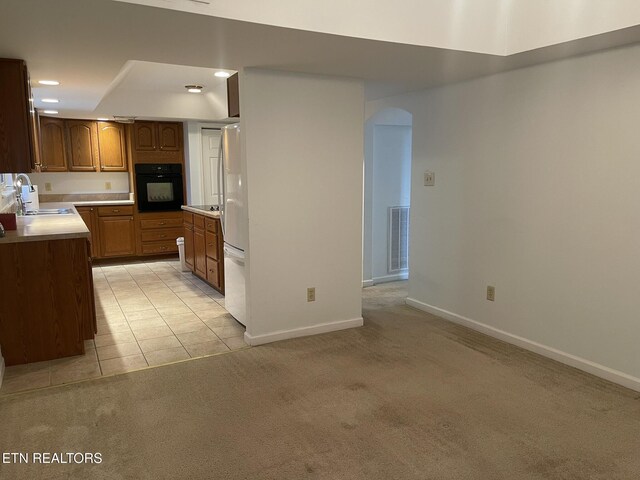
201;128;222;206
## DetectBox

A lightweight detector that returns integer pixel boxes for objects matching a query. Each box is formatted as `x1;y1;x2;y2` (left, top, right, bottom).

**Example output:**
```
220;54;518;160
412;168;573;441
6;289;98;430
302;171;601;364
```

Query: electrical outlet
307;287;316;302
487;286;495;302
44;182;52;192
105;182;112;190
424;171;435;186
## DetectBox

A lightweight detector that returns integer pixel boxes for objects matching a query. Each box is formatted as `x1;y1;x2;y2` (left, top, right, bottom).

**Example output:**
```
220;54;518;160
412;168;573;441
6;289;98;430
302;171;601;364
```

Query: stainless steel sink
25;208;74;215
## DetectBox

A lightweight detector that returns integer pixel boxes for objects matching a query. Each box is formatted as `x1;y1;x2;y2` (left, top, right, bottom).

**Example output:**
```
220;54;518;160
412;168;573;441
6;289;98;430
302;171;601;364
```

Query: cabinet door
30;108;42;171
205;230;218;260
40;117;68;171
97;122;127;171
76;207;98;258
184;224;195;270
98;216;136;257
67;120;99;171
194;227;206;277
133;122;157;151
0;59;32;173
158;123;181;151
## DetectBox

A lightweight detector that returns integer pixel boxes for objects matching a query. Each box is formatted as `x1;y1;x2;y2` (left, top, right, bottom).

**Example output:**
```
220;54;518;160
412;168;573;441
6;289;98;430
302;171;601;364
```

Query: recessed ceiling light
43;110;59;114
185;84;204;93
214;71;231;78
41;98;59;103
97;117;109;121
38;80;60;86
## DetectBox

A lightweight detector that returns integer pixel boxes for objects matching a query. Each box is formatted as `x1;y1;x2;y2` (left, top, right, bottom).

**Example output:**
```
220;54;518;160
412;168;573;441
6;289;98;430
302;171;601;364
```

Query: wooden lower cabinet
194;226;207;277
183;210;224;293
184;223;195;269
98;216;136;257
137;211;182;256
75;205;184;260
76;206;98;258
0;237;95;365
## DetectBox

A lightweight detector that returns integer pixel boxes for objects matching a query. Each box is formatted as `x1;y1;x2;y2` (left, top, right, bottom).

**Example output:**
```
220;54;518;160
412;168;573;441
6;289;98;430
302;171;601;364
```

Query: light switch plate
424;171;435;186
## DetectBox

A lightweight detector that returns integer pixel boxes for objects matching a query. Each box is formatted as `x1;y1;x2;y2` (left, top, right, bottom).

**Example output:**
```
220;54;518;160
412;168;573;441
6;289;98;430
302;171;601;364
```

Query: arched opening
363;108;413;286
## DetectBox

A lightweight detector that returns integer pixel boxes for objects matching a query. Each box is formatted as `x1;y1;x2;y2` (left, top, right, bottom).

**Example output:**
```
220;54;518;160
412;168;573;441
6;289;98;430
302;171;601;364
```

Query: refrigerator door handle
218;134;225;237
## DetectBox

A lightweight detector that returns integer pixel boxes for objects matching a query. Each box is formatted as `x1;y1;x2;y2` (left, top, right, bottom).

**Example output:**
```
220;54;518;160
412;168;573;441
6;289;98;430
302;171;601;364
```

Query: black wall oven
135;164;184;212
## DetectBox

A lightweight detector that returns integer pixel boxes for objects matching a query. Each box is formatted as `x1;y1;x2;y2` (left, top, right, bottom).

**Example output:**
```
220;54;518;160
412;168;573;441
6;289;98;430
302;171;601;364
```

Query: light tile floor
1;258;248;395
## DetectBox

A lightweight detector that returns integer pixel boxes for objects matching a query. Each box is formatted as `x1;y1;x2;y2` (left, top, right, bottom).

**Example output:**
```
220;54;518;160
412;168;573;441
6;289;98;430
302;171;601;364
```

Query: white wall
367;42;640;390
29;172;130;194
506;0;640;54
241;68;364;343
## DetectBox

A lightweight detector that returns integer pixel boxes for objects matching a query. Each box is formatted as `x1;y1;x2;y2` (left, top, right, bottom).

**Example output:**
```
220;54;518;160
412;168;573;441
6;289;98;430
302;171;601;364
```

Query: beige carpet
1;282;639;479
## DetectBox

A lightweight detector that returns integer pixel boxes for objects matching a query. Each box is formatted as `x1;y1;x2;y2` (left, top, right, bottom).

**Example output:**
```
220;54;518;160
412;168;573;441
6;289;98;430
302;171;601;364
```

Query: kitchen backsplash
29;172;130;195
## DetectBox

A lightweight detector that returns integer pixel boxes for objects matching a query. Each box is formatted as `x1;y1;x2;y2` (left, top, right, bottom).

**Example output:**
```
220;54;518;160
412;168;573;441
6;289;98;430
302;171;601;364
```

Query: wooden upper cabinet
133;122;157;151
0;59;34;173
66;120;99;171
158;123;181;151
40;117;68;172
227;73;240;118
97;122;127;171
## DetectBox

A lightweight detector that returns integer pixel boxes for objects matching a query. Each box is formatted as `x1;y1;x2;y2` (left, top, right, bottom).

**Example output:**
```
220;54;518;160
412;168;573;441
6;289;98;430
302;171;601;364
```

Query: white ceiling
1;0;640;120
114;0;640;55
95;61;233;121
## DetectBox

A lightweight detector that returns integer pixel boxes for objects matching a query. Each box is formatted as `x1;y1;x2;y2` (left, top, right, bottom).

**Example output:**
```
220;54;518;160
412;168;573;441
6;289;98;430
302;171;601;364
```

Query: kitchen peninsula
0;204;96;366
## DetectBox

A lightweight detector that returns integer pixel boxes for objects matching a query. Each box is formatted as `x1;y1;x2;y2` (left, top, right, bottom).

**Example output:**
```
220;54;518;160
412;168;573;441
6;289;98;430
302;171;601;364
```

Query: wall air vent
113;116;136;124
388;206;409;273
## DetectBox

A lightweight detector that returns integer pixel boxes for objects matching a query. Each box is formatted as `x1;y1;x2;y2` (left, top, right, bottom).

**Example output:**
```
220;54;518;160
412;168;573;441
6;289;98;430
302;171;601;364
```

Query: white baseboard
372;273;408;284
245;317;364;346
406;298;640;393
362;279;374;288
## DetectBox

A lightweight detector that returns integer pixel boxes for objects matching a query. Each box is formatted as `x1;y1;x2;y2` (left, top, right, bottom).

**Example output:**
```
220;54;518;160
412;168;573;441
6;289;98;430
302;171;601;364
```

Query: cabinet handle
161;246;167;250
159;222;166;225
113;209;120;213
208;243;213;247
160;234;166;238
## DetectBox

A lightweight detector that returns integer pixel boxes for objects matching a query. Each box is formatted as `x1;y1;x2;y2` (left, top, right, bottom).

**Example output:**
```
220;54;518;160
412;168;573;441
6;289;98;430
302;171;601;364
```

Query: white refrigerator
218;124;248;326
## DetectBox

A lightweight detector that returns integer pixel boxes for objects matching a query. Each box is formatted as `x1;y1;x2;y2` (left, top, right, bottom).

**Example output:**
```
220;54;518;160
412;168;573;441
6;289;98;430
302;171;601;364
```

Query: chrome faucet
13;173;34;216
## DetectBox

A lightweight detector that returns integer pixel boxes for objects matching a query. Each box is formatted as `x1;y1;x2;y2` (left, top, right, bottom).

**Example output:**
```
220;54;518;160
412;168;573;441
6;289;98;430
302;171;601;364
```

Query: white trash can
176;237;189;272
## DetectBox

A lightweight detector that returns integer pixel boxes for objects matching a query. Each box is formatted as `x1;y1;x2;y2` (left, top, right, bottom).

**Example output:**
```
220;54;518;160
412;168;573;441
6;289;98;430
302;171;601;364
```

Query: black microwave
135;164;184;212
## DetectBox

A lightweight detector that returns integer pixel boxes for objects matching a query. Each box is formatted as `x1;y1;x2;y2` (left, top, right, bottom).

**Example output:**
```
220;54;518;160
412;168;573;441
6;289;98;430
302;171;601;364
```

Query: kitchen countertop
181;205;221;219
0;203;90;244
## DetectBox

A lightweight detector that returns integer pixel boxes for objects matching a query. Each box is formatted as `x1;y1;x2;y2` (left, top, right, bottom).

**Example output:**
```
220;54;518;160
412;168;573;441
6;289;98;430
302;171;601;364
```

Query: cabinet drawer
205;218;218;233
193;214;205;230
183;211;193;225
205;230;218;260
140;218;182;230
141;228;182;243
141;242;178;255
205;258;219;286
97;205;134;217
